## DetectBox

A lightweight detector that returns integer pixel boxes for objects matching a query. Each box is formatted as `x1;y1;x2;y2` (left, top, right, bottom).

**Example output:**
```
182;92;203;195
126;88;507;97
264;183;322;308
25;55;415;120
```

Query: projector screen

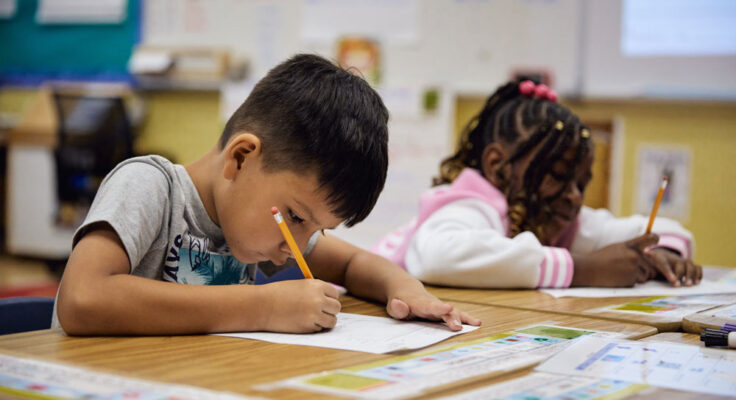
582;0;736;100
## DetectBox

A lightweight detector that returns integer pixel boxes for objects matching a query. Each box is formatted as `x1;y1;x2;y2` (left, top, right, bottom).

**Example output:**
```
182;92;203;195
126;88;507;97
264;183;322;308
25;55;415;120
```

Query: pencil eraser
271;206;279;215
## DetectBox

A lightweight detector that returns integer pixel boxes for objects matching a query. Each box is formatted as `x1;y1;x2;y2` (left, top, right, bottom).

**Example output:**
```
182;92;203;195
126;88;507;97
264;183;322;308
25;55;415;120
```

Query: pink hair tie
519;80;535;96
546;90;558;102
534;84;549;99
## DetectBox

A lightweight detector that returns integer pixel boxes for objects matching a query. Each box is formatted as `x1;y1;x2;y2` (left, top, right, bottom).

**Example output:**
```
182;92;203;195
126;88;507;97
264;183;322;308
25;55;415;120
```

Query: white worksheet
216;313;478;354
535;336;736;396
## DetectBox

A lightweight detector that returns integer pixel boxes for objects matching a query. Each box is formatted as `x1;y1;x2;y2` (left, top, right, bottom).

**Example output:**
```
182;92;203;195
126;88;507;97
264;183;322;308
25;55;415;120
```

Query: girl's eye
288;210;304;224
550;172;566;182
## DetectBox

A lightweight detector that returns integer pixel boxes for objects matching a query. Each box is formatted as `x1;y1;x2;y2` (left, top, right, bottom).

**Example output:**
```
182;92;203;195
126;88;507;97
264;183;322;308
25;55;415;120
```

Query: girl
373;81;701;288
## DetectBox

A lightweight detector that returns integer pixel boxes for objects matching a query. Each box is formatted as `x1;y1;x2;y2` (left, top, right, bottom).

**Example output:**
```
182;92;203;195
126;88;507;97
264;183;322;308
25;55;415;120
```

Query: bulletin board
0;0;140;85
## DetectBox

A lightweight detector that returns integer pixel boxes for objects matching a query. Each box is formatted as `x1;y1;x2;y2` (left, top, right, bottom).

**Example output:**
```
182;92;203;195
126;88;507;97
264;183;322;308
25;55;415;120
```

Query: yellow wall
134;90;222;165
456;96;736;267
0;88;222;165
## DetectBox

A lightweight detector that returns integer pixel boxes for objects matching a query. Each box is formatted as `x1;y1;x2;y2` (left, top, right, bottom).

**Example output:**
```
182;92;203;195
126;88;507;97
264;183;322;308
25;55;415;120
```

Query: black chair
53;93;134;205
0;297;54;335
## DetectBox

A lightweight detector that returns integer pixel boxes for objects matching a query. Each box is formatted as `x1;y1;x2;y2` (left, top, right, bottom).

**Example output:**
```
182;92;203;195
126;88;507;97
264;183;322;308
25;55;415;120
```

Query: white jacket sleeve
405;198;573;289
571;206;694;259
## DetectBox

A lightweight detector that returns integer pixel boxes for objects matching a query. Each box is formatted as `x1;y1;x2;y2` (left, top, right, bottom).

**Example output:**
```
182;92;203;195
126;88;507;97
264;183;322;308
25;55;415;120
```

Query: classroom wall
456;97;736;267
4;88;734;266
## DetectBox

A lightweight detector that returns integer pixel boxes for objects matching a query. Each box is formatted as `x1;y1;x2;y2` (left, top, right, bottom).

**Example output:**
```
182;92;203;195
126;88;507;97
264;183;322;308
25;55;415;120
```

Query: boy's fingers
323;297;341;316
317;311;337;329
441;313;462;331
412;300;454;319
322;282;340;299
460;311;482;326
386;298;411;320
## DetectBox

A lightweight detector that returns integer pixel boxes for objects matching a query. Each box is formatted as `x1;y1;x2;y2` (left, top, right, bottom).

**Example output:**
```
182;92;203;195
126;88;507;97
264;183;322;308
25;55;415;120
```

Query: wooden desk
640;332;703;346
427;284;736;332
683;303;736;333
0;296;655;399
426;286;691;332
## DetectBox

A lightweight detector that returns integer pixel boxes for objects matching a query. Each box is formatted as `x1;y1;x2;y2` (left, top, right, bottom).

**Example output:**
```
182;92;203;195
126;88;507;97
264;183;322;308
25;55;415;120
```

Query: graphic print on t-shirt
163;232;252;285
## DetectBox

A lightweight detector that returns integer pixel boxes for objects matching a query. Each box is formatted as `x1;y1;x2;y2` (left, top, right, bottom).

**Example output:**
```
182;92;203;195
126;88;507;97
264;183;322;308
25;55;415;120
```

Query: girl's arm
406;198;572;288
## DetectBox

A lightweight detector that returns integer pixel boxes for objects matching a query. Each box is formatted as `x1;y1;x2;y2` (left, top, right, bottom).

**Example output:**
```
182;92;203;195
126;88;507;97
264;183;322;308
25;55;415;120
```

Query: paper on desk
540;279;736;298
535;336;736;397
216;313;478;354
0;354;260;400
437;372;650;400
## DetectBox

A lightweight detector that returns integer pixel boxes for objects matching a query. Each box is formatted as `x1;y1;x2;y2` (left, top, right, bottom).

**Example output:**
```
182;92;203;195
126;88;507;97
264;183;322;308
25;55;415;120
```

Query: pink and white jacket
372;168;693;289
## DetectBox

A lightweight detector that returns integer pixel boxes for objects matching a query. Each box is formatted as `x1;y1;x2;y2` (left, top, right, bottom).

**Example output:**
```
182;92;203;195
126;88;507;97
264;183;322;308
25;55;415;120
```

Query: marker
700;328;736;348
271;206;314;279
645;176;668;234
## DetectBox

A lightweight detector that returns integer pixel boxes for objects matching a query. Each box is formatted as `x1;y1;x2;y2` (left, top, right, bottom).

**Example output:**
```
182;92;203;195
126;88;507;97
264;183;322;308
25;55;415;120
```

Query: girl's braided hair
434;81;591;243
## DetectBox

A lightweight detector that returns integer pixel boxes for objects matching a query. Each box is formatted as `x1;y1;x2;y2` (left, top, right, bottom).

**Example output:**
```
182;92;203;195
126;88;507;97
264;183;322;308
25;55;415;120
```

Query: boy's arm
57;225;340;335
307;234;481;331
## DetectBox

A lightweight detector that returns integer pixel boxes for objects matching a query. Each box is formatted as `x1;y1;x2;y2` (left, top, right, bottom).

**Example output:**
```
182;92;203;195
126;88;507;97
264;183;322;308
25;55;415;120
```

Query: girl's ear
223;133;262;180
481;143;509;188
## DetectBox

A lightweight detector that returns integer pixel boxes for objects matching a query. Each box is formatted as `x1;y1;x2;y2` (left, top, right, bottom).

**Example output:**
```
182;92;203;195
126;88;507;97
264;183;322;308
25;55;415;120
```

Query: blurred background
0;0;734;297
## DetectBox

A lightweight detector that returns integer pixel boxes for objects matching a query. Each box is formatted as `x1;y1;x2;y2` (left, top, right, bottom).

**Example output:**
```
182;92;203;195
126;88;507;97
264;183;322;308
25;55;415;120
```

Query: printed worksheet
709;303;736;319
259;324;625;399
217;313;478;354
588;295;735;319
437;372;650;400
536;336;736;396
0;354;260;400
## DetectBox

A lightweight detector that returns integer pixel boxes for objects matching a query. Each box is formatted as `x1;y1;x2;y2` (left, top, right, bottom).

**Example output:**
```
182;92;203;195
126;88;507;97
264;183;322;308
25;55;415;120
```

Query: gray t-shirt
52;155;317;328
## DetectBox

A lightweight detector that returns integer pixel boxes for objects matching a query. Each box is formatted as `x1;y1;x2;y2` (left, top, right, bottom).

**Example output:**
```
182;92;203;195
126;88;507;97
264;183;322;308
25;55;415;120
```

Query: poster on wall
635;146;691;221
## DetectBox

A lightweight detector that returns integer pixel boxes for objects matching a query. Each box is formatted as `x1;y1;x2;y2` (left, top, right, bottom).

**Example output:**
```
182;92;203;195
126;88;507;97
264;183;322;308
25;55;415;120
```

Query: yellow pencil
271;206;314;279
645;176;668;234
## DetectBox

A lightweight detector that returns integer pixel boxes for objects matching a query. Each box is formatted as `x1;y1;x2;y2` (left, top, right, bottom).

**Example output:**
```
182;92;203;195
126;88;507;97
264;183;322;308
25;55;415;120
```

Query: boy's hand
385;290;481;332
260;279;341;333
571;234;659;287
645;248;702;287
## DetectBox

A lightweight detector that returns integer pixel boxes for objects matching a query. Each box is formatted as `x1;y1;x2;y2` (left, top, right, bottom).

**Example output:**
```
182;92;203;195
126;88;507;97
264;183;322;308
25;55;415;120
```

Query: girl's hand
385;290;481;331
571;234;659;287
645;248;702;287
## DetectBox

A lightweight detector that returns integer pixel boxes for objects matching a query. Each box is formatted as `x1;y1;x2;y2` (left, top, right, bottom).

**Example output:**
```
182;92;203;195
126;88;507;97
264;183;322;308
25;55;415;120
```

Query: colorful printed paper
437;372;649;400
0;354;259;400
536;336;736;396
259;324;624;399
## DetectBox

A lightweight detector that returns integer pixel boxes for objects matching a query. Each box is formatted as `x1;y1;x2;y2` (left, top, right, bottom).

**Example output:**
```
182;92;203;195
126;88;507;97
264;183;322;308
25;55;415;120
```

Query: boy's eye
288;210;304;224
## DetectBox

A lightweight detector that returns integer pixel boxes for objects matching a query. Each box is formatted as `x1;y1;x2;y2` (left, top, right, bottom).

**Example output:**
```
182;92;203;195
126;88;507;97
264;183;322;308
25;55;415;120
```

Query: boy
55;54;481;335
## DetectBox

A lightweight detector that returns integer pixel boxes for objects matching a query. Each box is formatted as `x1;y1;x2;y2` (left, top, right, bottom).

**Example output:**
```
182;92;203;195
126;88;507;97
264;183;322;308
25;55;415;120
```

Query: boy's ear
223;133;262;180
481;143;509;188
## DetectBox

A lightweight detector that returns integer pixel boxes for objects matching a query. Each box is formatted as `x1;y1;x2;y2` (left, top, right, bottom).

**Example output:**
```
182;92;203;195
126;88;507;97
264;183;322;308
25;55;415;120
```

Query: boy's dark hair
220;54;389;227
435;81;591;241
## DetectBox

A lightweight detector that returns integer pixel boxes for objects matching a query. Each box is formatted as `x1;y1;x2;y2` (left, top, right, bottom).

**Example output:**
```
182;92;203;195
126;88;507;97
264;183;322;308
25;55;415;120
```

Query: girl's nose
566;183;582;206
